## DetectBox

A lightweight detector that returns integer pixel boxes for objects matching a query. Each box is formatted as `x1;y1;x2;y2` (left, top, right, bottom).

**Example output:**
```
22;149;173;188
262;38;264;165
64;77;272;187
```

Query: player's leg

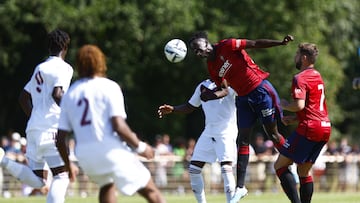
263;121;285;149
0;147;45;189
274;154;300;203
189;135;218;203
231;95;256;203
216;135;237;203
41;132;69;203
99;183;117;203
257;80;285;149
297;163;314;203
137;178;166;203
46;163;69;203
296;141;326;203
189;161;206;203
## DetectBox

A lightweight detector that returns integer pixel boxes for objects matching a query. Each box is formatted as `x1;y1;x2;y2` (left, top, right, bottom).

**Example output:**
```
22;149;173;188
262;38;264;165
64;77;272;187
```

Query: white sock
47;171;70;203
189;164;206;203
221;164;236;203
3;157;45;188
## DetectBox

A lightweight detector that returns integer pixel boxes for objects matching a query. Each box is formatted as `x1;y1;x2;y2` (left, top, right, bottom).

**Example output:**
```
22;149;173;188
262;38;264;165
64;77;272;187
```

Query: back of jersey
25;56;73;133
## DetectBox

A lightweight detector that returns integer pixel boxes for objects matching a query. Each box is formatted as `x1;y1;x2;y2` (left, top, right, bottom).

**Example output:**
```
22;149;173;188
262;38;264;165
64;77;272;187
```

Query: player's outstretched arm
158;103;196;118
245;35;294;49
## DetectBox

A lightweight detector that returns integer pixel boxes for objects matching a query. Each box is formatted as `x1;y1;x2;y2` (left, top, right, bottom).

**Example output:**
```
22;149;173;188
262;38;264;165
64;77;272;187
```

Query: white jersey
24;56;73;133
59;77;128;174
188;79;237;137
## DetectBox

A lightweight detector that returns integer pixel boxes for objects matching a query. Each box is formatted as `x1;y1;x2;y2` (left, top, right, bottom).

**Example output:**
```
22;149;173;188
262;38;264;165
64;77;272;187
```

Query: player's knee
188;164;202;175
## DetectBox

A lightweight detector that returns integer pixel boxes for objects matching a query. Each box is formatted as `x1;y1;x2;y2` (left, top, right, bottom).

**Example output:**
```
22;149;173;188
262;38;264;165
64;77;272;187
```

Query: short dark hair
298;43;318;64
48;29;70;55
189;31;208;45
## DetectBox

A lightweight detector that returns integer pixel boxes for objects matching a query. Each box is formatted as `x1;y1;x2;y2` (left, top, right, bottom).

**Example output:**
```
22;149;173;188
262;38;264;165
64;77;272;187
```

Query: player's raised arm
245;34;294;49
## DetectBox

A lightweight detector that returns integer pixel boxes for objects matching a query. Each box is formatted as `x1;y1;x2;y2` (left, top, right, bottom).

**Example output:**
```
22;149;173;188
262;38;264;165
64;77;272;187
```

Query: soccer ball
164;39;187;63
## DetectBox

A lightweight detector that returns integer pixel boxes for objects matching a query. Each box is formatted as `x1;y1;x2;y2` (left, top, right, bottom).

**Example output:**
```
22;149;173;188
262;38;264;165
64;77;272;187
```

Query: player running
0;29;73;203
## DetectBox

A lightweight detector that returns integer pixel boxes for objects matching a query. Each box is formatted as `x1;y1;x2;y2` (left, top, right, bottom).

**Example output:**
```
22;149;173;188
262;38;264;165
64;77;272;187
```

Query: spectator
154;135;173;187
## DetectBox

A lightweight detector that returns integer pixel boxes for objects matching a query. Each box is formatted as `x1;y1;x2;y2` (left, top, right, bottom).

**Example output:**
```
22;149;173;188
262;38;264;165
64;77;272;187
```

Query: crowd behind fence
1;153;359;198
1;132;359;198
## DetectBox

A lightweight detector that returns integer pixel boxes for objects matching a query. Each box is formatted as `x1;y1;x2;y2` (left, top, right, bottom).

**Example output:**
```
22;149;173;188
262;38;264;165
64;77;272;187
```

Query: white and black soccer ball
164;39;187;63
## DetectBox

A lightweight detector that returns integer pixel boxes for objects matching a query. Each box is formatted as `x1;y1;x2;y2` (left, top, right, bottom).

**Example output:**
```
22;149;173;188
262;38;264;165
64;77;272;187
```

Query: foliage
0;0;359;144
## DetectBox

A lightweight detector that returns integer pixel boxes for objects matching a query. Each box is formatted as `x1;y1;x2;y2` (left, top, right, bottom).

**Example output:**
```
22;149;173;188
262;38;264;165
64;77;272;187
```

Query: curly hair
76;45;107;78
298;43;319;64
48;29;70;55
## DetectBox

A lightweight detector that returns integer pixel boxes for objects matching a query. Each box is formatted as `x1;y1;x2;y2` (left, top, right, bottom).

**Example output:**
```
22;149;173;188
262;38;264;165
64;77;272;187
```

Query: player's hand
138;144;155;159
68;162;79;182
221;78;228;89
158;104;174;118
282;35;294;45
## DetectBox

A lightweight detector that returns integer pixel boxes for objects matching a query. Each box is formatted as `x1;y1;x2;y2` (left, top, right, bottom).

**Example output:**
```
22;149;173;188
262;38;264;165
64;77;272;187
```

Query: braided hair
48;29;70;56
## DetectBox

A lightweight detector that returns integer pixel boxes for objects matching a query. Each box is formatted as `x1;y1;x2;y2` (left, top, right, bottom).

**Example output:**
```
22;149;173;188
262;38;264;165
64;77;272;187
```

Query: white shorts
76;143;151;196
191;133;237;164
26;130;64;169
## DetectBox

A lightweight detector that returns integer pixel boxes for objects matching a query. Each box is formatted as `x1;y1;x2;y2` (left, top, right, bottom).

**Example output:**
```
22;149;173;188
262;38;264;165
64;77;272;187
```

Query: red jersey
207;39;269;96
291;68;331;142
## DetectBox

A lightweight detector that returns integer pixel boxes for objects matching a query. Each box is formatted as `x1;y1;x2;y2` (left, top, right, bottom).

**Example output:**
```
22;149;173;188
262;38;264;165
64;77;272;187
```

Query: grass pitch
0;192;359;203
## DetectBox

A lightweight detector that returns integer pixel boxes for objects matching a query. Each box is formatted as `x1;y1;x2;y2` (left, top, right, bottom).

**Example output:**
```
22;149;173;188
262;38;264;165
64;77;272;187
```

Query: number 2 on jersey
78;97;91;126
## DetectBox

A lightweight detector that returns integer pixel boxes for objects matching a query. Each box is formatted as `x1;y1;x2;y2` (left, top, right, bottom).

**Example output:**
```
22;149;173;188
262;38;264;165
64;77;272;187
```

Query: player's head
295;43;319;70
189;31;213;58
48;29;70;57
76;45;107;78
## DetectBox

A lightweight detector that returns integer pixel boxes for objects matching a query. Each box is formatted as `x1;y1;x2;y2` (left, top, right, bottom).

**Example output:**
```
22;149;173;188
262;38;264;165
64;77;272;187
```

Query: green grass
0;192;359;203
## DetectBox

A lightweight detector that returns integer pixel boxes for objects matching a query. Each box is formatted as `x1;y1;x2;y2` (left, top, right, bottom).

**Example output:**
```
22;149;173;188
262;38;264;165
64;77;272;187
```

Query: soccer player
189;31;293;202
0;29;73;203
158;79;237;203
56;45;166;203
274;43;331;203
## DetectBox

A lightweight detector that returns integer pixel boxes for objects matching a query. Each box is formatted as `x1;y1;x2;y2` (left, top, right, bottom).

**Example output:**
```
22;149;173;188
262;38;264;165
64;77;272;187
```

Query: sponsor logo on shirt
219;60;232;77
261;108;275;117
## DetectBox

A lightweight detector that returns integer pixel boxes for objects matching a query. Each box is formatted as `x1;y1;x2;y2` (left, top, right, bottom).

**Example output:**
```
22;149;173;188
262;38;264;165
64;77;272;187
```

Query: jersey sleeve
188;82;202;107
291;76;307;100
231;38;246;50
53;65;73;91
108;82;127;119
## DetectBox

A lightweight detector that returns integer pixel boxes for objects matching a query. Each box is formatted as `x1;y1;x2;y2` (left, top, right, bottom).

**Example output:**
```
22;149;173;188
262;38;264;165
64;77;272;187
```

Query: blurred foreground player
56;45;166;203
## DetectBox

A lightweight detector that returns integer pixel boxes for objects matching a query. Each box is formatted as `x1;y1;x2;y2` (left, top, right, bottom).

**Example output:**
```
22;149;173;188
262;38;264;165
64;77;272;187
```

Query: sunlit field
0;192;359;203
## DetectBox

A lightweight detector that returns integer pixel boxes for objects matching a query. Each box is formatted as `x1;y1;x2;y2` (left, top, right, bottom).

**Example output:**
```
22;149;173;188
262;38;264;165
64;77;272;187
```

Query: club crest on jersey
219;60;232;77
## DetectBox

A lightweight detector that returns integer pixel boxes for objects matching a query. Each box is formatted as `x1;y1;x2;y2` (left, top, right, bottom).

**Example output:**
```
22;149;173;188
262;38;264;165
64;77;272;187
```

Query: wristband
136;141;147;153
